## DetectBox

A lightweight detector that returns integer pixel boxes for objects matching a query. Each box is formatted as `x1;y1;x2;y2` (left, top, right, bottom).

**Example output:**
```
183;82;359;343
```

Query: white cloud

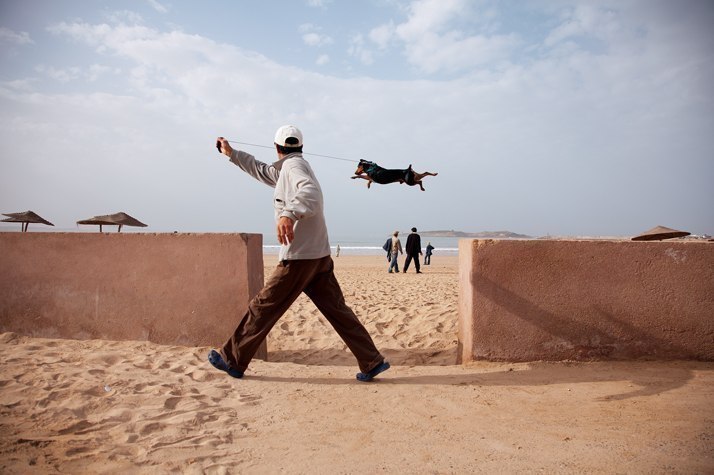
396;0;467;39
404;30;518;74
303;32;329;46
47;21;145;50
348;34;374;65
544;4;618;47
368;22;395;50
35;65;82;83
299;24;333;47
370;0;520;74
105;10;145;25
87;64;116;82
307;0;332;7
316;54;330;65
0;79;35;92
147;0;169;14
0;27;33;45
33;63;118;83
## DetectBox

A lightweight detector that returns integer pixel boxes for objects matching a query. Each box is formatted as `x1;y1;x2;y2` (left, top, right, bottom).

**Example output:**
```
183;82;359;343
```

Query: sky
1;0;713;240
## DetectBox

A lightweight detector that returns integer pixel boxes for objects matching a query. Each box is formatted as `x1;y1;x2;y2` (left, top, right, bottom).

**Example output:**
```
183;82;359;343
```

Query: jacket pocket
274;197;285;214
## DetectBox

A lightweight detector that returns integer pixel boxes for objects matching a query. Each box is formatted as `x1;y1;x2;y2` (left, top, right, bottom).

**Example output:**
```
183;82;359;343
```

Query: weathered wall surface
458;239;714;362
0;233;265;357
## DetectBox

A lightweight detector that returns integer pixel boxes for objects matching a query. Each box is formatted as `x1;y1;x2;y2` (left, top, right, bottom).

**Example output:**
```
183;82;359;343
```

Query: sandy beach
1;255;712;473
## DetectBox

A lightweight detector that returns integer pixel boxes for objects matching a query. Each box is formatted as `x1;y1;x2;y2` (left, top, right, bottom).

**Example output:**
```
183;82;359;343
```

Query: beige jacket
229;150;331;261
391;237;403;254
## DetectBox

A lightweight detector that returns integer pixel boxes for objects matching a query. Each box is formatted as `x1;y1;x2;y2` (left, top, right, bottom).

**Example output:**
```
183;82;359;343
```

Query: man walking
403;227;422;274
424;242;434;265
387;231;402;273
209;126;389;382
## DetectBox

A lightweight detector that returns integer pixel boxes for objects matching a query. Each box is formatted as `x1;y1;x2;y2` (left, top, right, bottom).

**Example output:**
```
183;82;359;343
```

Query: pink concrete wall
0;233;265;358
458;239;714;362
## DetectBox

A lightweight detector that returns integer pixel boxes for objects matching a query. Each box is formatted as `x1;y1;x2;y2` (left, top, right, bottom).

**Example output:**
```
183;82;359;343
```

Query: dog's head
355;159;368;175
355;159;377;175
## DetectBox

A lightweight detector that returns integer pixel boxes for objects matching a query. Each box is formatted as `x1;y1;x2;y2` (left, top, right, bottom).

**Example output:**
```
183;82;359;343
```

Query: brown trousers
222;256;384;374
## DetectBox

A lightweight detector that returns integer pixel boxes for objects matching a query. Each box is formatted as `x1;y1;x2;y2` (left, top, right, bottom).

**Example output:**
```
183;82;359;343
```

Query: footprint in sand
139;421;166;436
65;445;92;457
132;361;153;370
375;322;389;334
238;394;262;405
164;396;182;410
58;420;94;435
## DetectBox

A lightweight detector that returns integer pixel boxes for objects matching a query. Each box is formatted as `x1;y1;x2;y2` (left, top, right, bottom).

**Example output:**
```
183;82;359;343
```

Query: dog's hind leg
414;171;438;180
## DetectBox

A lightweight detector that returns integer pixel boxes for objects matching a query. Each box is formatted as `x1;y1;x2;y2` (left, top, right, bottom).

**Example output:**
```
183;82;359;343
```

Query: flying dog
351;159;438;191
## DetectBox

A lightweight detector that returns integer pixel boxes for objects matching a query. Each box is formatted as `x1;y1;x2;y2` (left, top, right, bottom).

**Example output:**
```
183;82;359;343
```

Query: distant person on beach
382;237;391;261
403;227;422;273
424;242;434;265
210;126;389;382
336;244;340;257
386;231;403;273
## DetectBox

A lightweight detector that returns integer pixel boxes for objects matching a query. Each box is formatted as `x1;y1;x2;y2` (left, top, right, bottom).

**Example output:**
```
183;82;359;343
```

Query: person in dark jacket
403;227;422;273
382;237;391;261
424;242;434;265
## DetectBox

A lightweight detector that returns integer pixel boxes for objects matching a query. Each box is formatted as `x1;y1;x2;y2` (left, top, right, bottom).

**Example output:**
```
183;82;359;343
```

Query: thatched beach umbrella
77;212;148;233
631;225;690;241
1;210;54;232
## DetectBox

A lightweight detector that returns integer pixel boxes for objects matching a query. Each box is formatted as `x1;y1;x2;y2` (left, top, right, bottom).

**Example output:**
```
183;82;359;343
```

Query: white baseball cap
274;125;303;147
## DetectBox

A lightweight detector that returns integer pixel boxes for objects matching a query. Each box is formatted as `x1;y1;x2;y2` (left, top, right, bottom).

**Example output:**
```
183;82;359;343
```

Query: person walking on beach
382;237;391;261
210;126;389;382
403;227;422;273
424;242;434;265
335;244;340;257
387;231;403;273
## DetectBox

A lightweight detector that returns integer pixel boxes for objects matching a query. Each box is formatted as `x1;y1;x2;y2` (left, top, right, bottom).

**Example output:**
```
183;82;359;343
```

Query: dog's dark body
351;159;438;191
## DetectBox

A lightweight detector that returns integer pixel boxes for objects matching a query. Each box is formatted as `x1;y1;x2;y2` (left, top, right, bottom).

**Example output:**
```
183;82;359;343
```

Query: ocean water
263;234;462;256
0;225;463;256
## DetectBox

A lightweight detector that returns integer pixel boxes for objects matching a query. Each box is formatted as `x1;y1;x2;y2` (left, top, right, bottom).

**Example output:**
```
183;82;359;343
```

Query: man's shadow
258;269;707;400
252;360;700;401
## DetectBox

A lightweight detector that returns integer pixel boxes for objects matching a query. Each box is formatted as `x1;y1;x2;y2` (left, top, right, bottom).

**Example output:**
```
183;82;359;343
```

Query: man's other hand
277;216;295;245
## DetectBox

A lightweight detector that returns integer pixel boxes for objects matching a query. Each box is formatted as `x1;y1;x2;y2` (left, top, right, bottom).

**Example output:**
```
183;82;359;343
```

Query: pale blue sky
1;0;712;238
